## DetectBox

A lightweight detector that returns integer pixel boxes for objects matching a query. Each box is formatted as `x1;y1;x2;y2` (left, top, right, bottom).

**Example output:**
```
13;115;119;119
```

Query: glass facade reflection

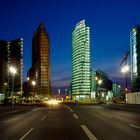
0;38;23;96
130;25;140;92
29;23;51;97
72;20;90;101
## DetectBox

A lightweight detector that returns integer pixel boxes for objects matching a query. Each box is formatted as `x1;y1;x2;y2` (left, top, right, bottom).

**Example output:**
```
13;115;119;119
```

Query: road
0;104;140;140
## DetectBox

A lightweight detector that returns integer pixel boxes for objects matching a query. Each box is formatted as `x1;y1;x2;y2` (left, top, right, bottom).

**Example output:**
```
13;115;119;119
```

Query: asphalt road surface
0;104;140;140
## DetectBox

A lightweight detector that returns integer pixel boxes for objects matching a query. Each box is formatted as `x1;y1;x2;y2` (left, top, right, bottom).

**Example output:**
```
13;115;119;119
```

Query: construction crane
120;51;130;94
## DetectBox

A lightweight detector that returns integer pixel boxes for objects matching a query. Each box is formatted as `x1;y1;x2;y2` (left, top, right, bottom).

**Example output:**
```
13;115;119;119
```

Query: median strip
129;124;140;129
81;125;97;140
19;128;34;140
73;113;79;119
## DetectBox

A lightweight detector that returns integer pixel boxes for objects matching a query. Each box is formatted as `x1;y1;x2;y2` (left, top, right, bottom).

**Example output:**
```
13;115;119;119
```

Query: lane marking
129;124;140;129
81;125;97;140
32;108;38;112
25;112;31;116
66;106;74;112
73;113;79;119
40;115;47;121
102;114;112;119
19;128;34;140
6;117;19;123
70;109;73;112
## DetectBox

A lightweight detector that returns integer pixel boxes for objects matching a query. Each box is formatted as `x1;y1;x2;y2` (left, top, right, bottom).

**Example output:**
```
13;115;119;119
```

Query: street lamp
121;65;129;93
32;80;36;103
26;76;30;99
120;51;130;99
32;80;36;86
98;79;102;85
95;77;102;101
9;66;17;110
121;65;129;74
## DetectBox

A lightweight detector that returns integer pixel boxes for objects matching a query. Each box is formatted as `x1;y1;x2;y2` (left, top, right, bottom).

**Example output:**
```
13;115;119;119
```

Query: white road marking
70;109;73;112
129;124;140;129
19;128;34;140
25;112;31;115
66;106;71;110
32;108;38;112
66;106;74;112
6;117;19;123
73;113;79;119
40;115;47;121
81;125;97;140
102;114;112;119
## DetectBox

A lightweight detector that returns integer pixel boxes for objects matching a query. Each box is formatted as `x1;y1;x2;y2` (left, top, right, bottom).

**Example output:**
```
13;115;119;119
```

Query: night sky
0;0;140;90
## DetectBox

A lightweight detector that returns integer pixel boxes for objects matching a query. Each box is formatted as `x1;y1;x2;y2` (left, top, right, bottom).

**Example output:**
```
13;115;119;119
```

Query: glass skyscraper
72;20;90;101
0;38;23;97
29;23;52;98
130;25;140;92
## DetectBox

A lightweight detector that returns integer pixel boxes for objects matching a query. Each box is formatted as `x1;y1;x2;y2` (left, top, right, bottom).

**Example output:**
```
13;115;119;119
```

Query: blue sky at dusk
0;0;140;89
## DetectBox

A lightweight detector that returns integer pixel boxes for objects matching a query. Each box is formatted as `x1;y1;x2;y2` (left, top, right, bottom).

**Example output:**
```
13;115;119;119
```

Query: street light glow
32;80;36;86
121;65;129;73
9;66;17;110
98;79;102;85
27;77;29;81
9;66;17;75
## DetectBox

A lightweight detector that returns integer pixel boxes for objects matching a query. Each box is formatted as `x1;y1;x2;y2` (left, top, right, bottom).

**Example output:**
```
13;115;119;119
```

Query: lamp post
26;75;29;99
32;80;36;103
95;76;102;102
9;66;17;110
4;82;7;97
98;79;102;102
120;51;130;101
121;65;129;98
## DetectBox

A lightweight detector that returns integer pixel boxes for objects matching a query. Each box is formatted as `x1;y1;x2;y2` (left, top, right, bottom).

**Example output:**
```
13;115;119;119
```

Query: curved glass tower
72;20;90;101
130;25;140;92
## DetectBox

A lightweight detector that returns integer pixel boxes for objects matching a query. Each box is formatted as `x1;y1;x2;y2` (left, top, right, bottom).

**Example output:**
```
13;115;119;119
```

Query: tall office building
0;40;8;94
130;25;140;92
7;38;23;96
0;38;23;96
29;22;51;98
72;20;90;101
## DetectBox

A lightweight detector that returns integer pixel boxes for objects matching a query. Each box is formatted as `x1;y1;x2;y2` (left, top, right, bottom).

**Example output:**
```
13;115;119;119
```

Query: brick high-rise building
29;22;52;98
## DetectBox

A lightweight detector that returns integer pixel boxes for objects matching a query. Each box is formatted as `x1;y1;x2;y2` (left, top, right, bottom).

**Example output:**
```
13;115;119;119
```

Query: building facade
0;40;8;95
90;69;96;98
112;82;121;97
72;20;90;101
0;38;23;97
130;25;140;92
29;23;51;98
90;69;113;101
